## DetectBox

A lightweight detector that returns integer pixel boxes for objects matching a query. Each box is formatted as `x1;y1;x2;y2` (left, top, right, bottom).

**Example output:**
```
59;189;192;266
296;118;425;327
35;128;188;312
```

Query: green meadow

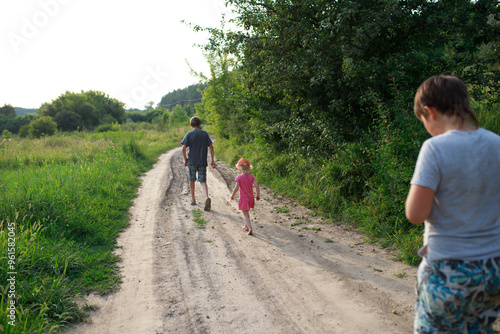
0;128;186;333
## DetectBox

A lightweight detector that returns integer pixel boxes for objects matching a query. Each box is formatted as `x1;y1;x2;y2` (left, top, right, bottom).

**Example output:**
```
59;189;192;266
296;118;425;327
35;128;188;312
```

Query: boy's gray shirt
411;128;500;261
181;128;212;166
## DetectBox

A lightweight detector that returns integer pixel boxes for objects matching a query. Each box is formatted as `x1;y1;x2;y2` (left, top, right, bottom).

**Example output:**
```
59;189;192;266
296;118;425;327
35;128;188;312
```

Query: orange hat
236;158;250;169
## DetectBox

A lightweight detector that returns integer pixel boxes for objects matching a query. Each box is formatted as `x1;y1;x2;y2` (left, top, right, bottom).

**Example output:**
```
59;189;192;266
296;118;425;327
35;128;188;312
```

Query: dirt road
70;147;419;333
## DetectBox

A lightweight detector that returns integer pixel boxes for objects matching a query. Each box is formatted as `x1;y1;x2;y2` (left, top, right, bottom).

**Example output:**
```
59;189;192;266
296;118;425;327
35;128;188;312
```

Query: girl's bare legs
242;210;252;235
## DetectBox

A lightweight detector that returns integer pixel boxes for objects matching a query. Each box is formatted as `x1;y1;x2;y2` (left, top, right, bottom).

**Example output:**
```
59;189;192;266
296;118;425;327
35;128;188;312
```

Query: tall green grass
0;127;186;333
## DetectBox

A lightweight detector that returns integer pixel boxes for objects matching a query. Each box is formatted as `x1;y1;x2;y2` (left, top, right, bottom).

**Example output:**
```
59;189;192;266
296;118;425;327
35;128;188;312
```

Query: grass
0;127;185;333
191;209;207;229
301;227;321;231
273;207;290;213
394;271;407;278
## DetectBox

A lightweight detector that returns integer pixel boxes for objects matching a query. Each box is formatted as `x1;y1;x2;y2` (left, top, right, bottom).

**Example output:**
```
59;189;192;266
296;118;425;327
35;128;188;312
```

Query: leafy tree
29;116;57;138
38;91;126;131
191;0;499;254
83;90;126;124
158;83;206;109
194;52;252;145
2;129;12;139
126;111;148;123
0;104;16;117
54;110;83;131
183;104;196;117
152;109;171;131
78;102;99;128
0;104;17;134
126;108;172;124
19;124;30;138
145;108;166;123
170;105;189;125
0;113;36;134
198;0;499;155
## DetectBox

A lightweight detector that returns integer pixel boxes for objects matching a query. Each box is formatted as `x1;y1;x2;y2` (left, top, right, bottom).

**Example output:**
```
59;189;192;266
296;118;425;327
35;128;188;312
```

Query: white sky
0;0;232;110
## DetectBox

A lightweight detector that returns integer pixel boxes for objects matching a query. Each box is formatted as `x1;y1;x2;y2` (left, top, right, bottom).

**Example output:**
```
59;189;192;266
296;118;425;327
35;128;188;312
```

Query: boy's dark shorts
187;164;207;183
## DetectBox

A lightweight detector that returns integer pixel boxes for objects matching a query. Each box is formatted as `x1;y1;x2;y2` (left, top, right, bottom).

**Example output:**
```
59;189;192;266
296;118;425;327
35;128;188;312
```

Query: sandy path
70;147;419;333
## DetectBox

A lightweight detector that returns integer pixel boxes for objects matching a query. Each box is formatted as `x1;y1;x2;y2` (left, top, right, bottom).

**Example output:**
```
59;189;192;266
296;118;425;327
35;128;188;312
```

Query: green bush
95;123;121;133
29;117;57;139
2;129;12;139
18;125;30;138
473;94;500;134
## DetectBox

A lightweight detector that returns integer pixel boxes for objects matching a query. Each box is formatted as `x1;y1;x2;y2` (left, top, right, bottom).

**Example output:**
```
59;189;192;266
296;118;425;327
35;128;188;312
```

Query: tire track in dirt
157;149;300;333
70;147;418;333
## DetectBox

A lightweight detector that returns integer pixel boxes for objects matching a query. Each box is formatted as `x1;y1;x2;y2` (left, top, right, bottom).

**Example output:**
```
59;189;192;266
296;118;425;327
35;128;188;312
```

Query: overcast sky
1;0;232;110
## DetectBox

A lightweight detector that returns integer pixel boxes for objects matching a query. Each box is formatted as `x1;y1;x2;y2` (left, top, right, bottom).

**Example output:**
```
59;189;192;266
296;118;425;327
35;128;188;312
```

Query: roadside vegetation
0;126;186;333
192;0;499;266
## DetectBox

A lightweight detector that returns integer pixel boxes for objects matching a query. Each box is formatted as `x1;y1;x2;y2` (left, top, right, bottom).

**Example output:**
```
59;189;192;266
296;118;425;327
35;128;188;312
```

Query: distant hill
15;107;37;116
158;83;206;110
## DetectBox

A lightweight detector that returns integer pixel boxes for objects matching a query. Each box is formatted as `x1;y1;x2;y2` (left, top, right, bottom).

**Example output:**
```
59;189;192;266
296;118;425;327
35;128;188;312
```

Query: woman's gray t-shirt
411;128;500;261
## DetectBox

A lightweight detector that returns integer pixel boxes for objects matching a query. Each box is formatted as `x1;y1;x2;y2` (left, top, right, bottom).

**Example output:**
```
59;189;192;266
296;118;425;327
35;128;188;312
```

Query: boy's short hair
414;75;478;125
190;116;201;127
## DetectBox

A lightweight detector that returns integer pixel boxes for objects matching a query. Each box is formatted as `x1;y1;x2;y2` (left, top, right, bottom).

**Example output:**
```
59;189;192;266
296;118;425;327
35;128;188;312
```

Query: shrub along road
70;147;418;333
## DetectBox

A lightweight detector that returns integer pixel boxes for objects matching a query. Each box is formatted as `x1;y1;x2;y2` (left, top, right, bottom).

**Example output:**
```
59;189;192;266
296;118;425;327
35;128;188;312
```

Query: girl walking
231;158;260;235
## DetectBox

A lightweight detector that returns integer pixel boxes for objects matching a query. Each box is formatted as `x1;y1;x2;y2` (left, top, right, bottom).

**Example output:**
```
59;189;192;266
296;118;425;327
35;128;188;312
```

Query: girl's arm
231;183;239;200
254;180;260;200
405;184;435;224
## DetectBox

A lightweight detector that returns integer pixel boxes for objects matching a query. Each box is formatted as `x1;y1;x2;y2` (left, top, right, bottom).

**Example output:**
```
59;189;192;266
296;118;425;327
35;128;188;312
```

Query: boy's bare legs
189;181;196;204
189;182;210;205
201;182;209;199
242;210;252;235
201;182;211;211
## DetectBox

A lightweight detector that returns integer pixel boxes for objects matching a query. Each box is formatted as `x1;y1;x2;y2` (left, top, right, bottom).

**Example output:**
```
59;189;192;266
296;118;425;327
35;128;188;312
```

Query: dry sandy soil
69;147;423;333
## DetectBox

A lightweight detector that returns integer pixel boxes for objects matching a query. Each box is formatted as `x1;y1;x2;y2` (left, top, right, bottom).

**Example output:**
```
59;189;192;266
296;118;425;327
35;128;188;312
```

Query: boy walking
181;116;216;211
406;75;500;332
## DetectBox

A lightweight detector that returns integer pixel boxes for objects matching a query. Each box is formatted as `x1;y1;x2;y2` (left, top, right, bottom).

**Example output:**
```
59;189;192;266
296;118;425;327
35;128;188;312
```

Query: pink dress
235;173;255;211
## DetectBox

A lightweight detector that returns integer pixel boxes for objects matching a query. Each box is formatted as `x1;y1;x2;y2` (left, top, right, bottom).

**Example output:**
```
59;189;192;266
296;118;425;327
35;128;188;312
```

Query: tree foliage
170;105;190;125
54;110;83;132
125;105;194;130
0;104;16;117
199;0;499;155
29;116;57;138
193;0;499;263
194;53;252;144
0;104;36;134
38;91;126;130
158;83;206;109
